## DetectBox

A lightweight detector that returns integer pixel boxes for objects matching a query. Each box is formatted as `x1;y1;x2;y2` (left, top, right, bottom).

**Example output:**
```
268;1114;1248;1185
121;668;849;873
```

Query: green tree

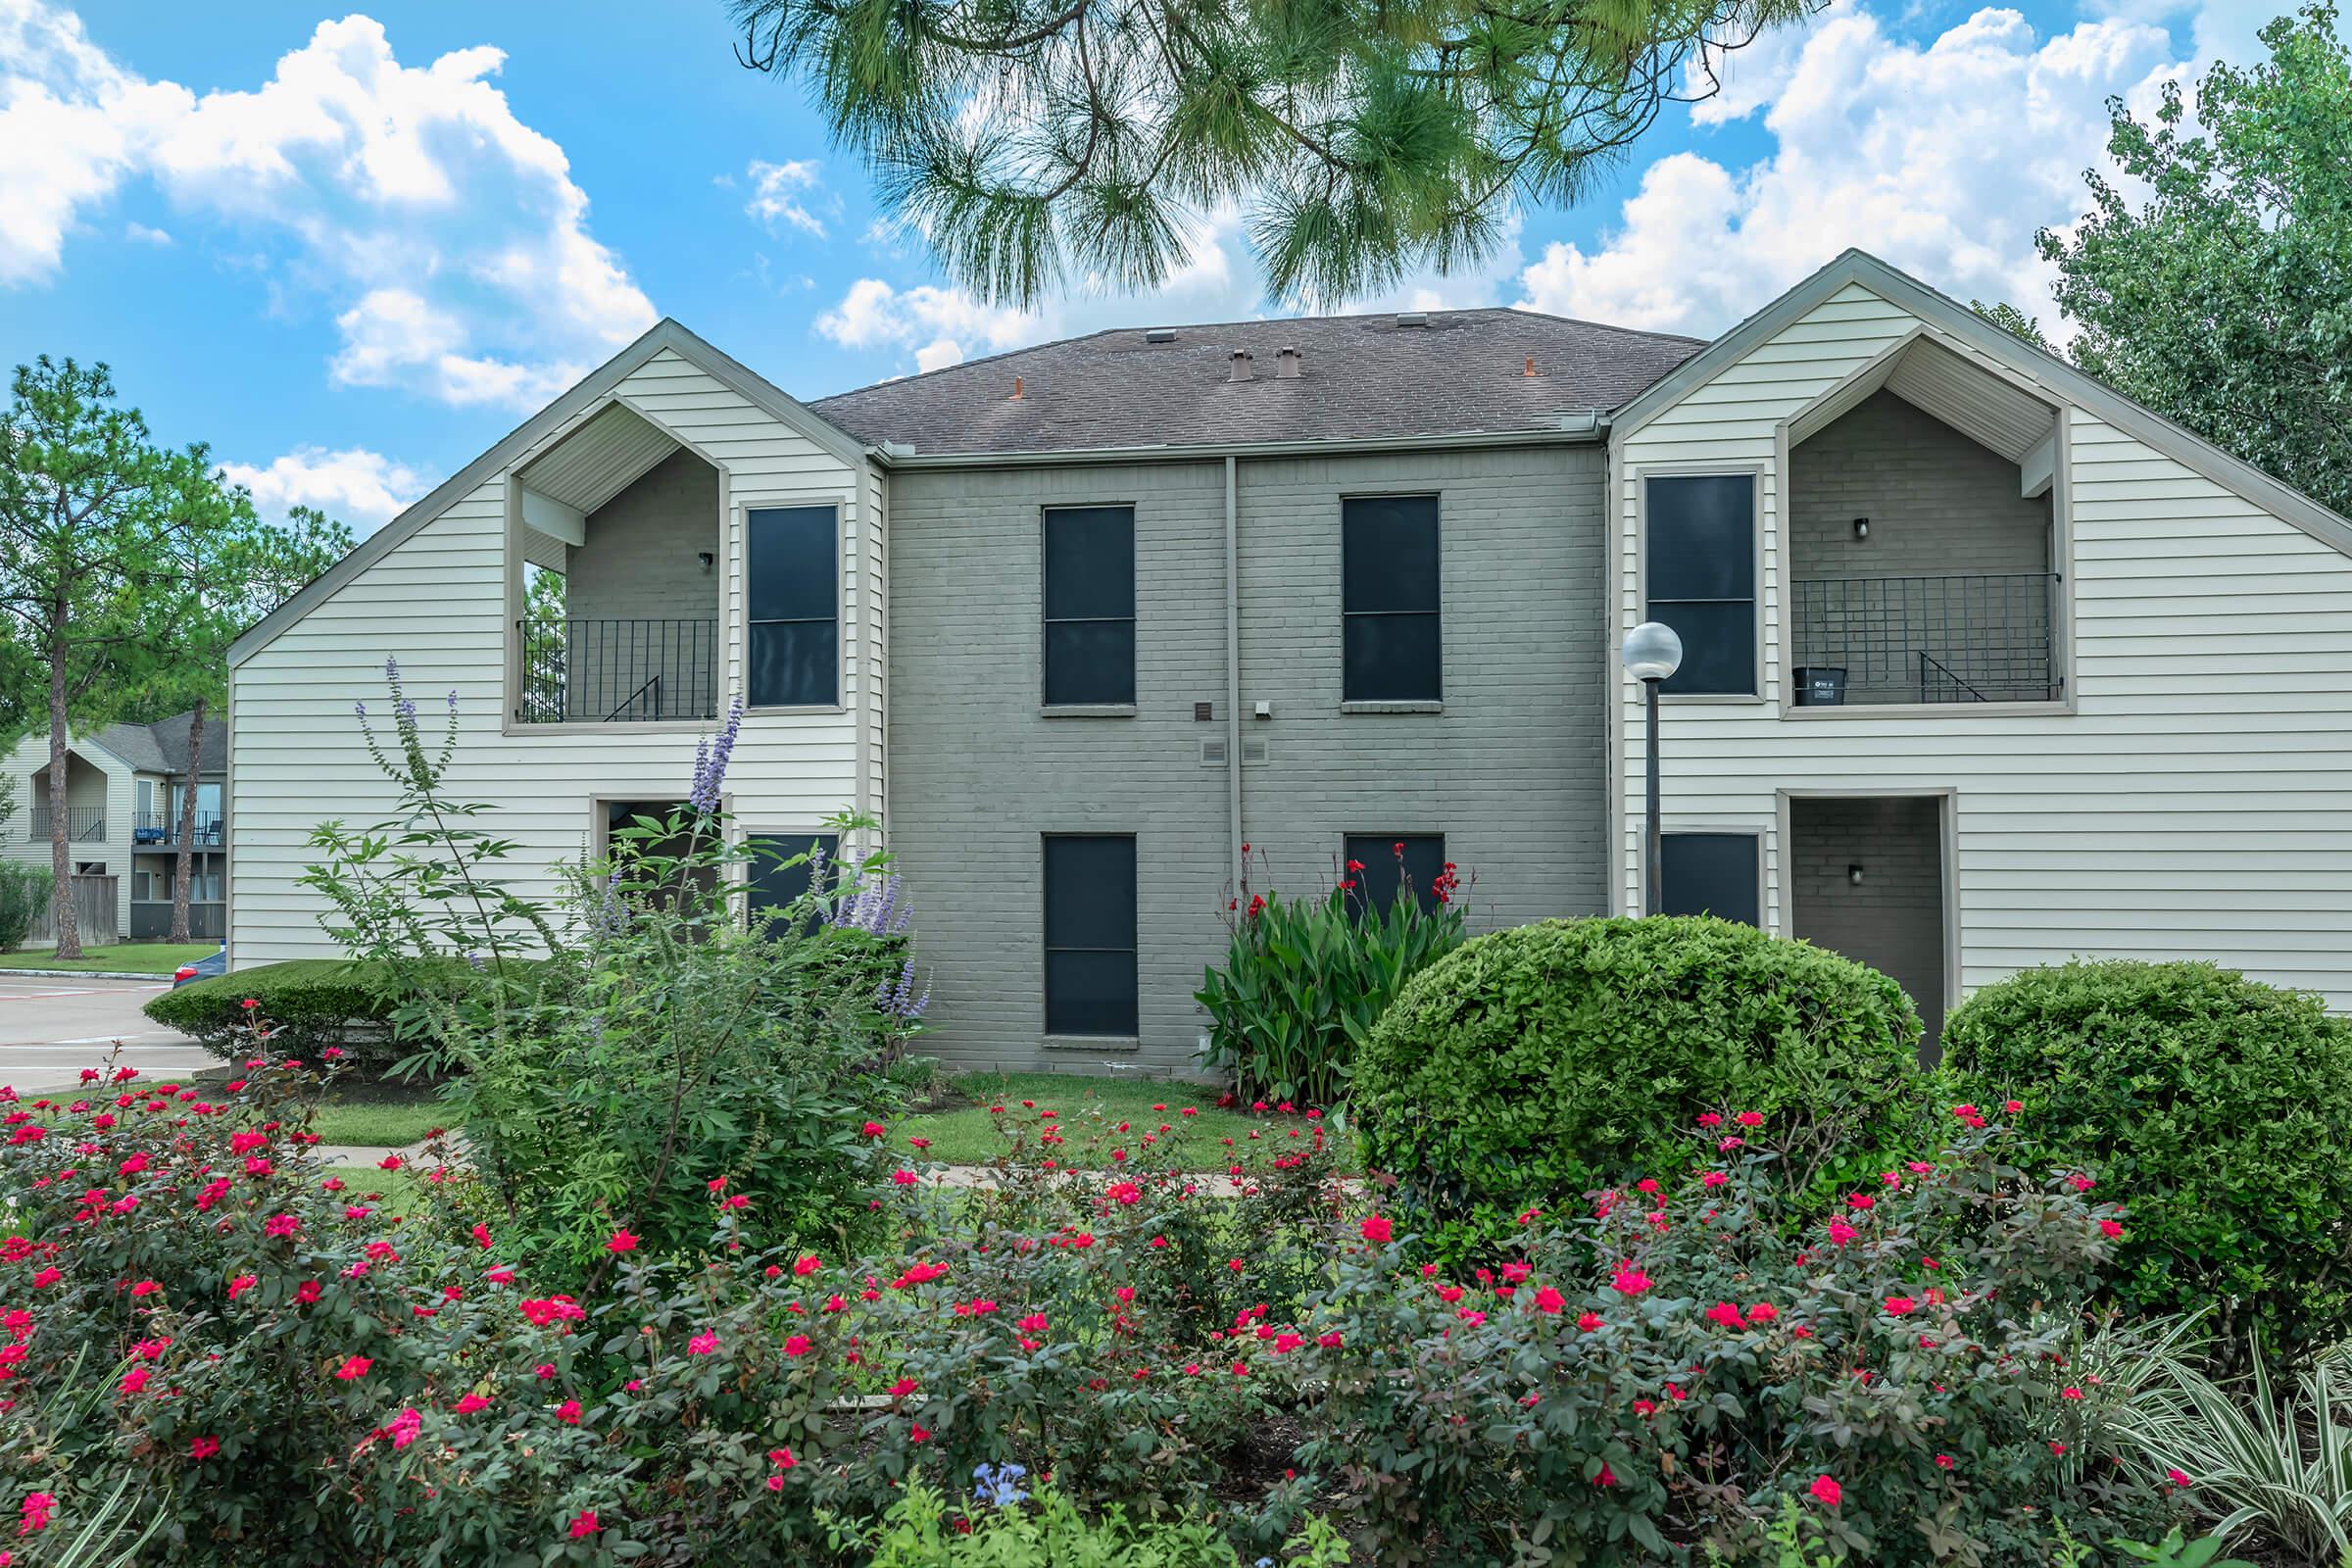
730;0;1815;306
0;358;242;957
129;502;352;943
2024;6;2352;514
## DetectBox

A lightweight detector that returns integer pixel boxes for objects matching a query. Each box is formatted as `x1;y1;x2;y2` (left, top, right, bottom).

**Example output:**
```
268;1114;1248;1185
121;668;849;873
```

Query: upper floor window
1043;506;1136;706
1342;496;1441;702
747;506;838;708
1644;475;1756;696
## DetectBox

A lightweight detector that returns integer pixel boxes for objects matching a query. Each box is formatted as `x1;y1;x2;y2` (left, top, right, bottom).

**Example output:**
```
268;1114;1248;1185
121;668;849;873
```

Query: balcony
28;806;106;843
1789;572;2059;706
133;811;224;847
516;616;719;724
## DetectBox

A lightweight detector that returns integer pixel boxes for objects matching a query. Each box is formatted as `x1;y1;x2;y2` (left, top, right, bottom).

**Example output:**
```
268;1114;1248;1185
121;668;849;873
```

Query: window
1644;475;1756;695
1661;832;1759;926
746;832;839;919
1342;496;1441;702
1043;835;1138;1037
1345;835;1447;918
193;869;223;903
134;869;158;902
1043;506;1136;706
747;506;838;707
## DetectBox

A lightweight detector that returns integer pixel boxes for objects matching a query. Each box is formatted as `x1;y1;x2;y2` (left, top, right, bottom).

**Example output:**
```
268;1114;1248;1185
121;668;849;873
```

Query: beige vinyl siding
229;349;884;965
1613;282;2352;1008
1;731;135;936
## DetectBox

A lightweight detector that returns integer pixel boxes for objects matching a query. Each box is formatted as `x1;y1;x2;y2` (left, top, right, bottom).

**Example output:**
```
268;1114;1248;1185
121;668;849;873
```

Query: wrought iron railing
28;806;107;842
1790;572;2059;705
516;617;719;723
134;811;224;846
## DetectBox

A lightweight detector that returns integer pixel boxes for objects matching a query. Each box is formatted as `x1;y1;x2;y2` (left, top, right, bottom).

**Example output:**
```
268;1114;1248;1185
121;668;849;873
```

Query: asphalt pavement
0;976;215;1094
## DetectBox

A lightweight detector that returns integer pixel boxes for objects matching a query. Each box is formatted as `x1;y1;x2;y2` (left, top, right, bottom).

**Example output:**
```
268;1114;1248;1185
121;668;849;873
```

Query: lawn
0;942;218;974
893;1070;1359;1172
311;1098;457;1148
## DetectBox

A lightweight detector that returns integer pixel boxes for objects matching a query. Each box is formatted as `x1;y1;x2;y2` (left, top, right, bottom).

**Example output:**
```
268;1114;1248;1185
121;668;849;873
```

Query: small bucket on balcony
1792;666;1848;707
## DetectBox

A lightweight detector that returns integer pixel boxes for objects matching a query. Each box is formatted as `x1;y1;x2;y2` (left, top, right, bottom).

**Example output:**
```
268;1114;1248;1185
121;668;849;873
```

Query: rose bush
0;1024;2182;1566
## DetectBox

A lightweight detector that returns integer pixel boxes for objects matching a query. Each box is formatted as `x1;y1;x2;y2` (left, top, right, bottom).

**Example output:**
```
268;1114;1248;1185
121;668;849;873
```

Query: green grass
0;942;219;974
894;1071;1357;1173
323;1166;432;1214
310;1098;458;1148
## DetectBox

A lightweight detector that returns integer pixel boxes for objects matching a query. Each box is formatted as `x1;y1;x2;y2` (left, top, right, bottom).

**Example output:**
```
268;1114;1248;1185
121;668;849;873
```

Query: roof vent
1011;375;1025;399
1145;328;1176;344
1523;356;1536;378
1396;312;1428;327
1229;350;1253;382
1276;346;1302;379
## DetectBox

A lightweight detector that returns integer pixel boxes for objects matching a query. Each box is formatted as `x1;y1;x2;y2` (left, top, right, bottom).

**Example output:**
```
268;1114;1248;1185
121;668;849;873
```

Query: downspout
1224;456;1243;886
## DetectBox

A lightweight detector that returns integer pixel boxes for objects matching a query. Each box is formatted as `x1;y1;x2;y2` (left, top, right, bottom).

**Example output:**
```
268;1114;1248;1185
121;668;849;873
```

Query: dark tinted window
746;833;839;917
1645;476;1755;695
1342;496;1440;701
1043;507;1136;705
1345;834;1447;917
1662;832;1759;926
1044;835;1138;1036
747;507;837;706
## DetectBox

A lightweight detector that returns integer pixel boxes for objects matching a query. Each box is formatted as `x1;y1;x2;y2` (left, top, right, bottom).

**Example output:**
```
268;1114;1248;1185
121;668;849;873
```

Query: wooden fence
26;875;120;947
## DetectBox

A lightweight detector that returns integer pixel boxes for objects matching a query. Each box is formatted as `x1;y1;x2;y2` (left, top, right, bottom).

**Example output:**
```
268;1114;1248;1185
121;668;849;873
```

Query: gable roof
85;710;230;777
1613;248;2352;559
226;318;870;668
808;308;1703;457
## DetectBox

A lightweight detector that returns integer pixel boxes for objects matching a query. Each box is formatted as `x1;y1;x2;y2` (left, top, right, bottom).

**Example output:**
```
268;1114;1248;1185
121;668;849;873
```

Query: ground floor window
1661;832;1760;926
1344;834;1447;917
1043;834;1138;1037
745;832;839;920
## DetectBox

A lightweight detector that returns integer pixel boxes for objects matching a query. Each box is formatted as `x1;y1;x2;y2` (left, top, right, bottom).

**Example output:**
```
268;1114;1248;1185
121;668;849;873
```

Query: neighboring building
3;710;228;942
226;250;2352;1073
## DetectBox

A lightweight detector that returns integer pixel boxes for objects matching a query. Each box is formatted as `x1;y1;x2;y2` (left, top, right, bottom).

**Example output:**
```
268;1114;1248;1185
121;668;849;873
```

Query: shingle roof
808;307;1704;456
89;710;228;777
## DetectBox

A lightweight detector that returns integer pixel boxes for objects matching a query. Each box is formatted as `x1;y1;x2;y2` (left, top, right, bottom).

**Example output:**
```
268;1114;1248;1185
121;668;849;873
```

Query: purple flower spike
688;696;745;815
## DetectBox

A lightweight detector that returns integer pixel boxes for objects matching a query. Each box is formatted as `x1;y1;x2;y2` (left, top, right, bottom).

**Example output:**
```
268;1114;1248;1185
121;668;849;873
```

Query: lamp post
1622;621;1684;916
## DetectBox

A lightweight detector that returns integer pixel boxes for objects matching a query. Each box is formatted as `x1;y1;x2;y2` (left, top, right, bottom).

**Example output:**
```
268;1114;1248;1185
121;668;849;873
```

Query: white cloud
1519;7;2191;336
122;220;171;245
744;159;833;238
220;445;433;534
0;3;655;409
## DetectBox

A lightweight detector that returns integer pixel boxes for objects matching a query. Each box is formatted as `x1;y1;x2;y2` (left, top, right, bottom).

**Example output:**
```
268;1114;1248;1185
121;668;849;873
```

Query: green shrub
1196;846;1466;1106
0;859;52;952
831;1478;1352;1566
141;956;514;1065
1353;915;1926;1241
1939;959;2352;1359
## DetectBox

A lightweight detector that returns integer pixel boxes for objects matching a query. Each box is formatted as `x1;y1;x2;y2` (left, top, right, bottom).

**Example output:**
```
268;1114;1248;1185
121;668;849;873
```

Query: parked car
172;946;226;989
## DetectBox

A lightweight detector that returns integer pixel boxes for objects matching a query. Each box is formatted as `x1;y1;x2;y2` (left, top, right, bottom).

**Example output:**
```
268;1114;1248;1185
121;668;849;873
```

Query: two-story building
5;710;229;943
224;251;2352;1071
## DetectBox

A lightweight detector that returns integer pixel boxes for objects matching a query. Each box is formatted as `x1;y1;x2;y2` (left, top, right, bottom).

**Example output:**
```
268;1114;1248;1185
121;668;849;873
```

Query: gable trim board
228;318;872;670
1612;249;2352;563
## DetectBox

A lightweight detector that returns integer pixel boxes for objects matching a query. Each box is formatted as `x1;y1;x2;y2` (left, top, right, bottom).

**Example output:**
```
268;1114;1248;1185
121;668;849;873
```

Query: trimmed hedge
1354;916;1927;1238
143;957;521;1064
1939;958;2352;1359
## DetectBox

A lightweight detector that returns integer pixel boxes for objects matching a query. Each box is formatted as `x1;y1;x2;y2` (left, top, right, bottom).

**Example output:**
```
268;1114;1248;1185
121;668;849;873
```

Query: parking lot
0;977;214;1094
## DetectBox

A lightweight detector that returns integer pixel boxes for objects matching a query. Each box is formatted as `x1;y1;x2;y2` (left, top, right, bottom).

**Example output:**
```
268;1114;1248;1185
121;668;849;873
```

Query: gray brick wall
564;449;722;717
886;444;1611;1076
1788;795;1947;1046
1788;391;2051;580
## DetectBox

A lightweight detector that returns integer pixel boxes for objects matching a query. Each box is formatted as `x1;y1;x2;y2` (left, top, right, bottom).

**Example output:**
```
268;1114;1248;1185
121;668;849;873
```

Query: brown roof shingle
808;307;1703;456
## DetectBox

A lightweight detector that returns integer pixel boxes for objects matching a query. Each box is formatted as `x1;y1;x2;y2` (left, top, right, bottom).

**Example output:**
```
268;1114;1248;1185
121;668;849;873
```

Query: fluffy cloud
220;445;432;535
744;159;833;239
1518;7;2192;336
0;2;655;408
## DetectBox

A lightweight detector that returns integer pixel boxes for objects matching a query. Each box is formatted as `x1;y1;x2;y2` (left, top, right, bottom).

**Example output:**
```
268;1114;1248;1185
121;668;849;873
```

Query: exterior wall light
1853;517;1870;540
1848;863;1865;886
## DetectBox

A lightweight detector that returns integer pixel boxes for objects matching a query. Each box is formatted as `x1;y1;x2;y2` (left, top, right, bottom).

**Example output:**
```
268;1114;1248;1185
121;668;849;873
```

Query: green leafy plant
142;956;524;1064
828;1476;1352;1566
1196;844;1466;1106
2109;1527;2257;1567
0;858;52;952
1938;958;2352;1359
2115;1338;2352;1564
1353;914;1927;1248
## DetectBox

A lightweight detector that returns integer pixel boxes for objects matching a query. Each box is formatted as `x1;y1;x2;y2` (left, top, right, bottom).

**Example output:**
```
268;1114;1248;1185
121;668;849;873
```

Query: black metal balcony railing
1790;572;2059;705
28;806;107;843
133;811;224;847
516;616;719;723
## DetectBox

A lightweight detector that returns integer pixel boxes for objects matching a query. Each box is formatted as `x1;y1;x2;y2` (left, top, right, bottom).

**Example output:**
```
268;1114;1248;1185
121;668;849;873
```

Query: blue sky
0;0;2276;534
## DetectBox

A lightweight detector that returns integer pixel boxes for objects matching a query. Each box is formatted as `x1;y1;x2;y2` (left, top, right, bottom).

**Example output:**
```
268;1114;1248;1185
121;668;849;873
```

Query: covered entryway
1786;792;1953;1054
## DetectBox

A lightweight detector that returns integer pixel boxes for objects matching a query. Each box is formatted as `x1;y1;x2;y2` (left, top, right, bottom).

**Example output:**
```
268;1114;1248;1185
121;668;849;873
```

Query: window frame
1342;833;1448;919
1637;467;1764;702
1659;828;1765;927
1340;492;1444;706
744;502;844;712
1041;833;1140;1040
740;825;842;928
1040;504;1138;710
